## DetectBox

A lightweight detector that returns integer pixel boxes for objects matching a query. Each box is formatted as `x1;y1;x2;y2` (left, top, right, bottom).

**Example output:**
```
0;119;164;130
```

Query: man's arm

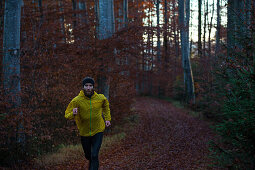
102;98;111;127
65;99;78;120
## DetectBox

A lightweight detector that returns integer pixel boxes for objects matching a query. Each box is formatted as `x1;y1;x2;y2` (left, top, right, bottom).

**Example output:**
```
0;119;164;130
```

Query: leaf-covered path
51;97;217;169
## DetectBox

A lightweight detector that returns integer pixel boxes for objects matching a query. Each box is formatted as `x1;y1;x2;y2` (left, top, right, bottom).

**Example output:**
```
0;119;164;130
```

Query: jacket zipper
89;98;92;136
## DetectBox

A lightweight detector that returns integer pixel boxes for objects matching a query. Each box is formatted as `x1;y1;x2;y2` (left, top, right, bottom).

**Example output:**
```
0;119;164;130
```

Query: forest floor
26;97;221;169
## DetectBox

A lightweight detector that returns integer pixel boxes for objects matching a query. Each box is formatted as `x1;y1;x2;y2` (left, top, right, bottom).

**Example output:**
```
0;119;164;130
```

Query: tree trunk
0;1;5;82
215;0;221;58
97;0;115;40
208;0;215;91
164;0;168;69
227;0;235;55
72;0;77;28
3;0;24;144
190;6;193;58
203;0;208;58
156;0;161;63
178;0;195;103
97;0;115;99
0;1;4;30
123;0;128;27
173;0;178;59
58;0;66;44
156;0;162;96
208;0;215;59
237;0;245;49
198;0;202;58
78;0;88;24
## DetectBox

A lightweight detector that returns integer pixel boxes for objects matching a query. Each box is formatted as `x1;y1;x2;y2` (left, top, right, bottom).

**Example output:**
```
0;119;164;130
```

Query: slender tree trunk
78;0;88;24
72;0;77;28
117;2;123;30
155;0;161;96
156;0;161;63
164;0;168;69
0;1;4;29
149;16;153;94
198;0;202;58
141;45;145;94
203;0;208;58
58;0;66;44
189;11;193;58
237;0;245;49
190;6;193;58
253;1;255;75
178;0;195;103
173;0;179;81
3;0;24;145
38;0;43;26
173;0;178;59
208;0;215;59
215;0;221;58
0;1;5;82
208;0;215;91
123;0;128;27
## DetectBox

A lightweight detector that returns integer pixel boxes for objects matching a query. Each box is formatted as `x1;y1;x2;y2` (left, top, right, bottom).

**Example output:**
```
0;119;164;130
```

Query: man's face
84;83;94;96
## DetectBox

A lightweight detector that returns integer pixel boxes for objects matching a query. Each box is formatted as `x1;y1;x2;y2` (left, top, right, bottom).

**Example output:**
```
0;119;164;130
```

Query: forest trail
47;97;217;170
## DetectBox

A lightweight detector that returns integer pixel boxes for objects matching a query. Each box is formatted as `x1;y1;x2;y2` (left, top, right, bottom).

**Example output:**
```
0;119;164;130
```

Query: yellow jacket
65;90;111;136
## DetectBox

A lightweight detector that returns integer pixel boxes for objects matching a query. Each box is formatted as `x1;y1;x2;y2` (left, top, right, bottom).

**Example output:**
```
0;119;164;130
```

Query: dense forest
0;0;255;169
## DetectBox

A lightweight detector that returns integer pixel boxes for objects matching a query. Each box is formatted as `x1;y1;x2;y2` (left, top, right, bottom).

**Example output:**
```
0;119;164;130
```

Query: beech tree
203;0;208;58
215;0;221;58
208;0;214;58
198;0;202;58
178;0;195;103
2;0;24;150
96;0;115;99
156;0;161;63
123;0;128;28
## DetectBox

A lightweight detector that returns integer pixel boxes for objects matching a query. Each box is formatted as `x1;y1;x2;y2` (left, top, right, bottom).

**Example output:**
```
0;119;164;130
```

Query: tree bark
163;0;168;69
3;0;24;144
72;0;77;28
227;0;235;55
58;0;66;44
156;0;161;63
198;0;202;58
203;0;208;58
215;0;221;58
97;0;115;40
123;0;128;27
78;0;88;24
97;0;115;99
208;0;215;59
178;0;195;103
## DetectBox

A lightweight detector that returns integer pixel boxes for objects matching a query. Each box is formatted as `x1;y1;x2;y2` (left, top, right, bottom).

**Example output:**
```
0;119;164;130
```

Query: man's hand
105;121;111;127
73;108;78;116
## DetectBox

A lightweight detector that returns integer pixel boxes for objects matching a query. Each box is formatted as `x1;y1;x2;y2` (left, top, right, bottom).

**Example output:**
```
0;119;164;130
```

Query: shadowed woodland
0;0;255;169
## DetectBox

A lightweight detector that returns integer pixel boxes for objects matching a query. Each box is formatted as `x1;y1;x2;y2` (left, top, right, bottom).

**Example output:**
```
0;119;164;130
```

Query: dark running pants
81;132;103;170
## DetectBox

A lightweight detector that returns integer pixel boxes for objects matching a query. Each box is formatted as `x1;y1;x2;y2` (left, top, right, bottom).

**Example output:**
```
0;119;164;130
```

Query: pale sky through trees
190;0;227;42
143;0;227;44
